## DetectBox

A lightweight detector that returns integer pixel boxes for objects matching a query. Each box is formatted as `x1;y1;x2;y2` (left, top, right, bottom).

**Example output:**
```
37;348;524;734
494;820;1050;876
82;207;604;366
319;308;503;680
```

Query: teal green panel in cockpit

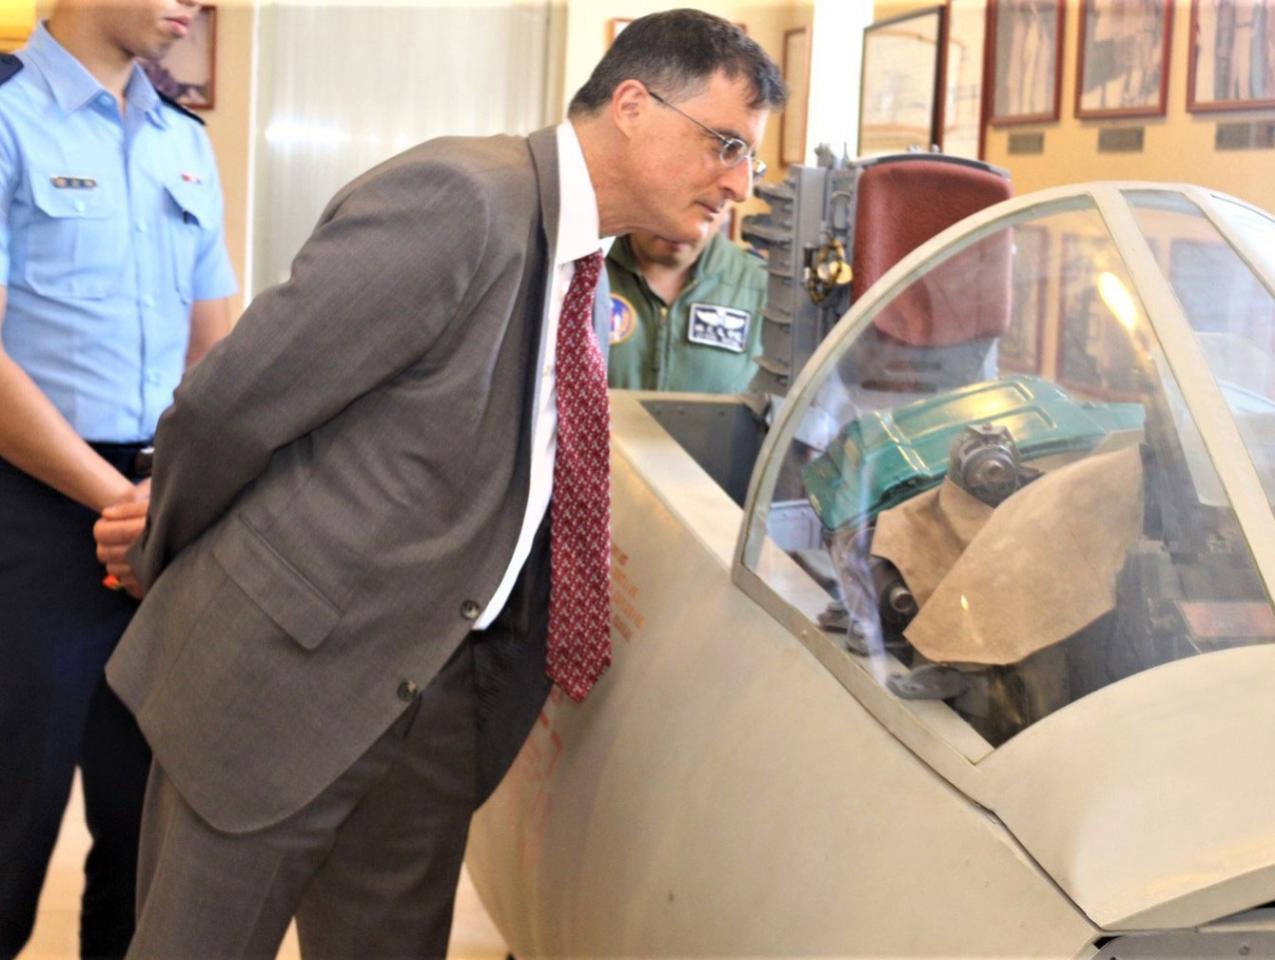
803;375;1146;532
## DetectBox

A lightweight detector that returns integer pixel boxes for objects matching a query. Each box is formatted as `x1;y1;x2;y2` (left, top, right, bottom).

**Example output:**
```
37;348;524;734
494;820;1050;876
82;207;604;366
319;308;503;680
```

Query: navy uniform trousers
0;445;152;960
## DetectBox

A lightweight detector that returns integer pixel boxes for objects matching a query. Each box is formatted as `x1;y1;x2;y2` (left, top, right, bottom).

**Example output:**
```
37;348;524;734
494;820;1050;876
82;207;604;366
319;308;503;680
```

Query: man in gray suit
93;9;784;957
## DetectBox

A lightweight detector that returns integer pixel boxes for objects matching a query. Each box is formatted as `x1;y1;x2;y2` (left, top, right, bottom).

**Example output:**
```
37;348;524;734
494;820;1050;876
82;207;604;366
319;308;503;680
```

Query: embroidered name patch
687;303;751;353
609;294;638;345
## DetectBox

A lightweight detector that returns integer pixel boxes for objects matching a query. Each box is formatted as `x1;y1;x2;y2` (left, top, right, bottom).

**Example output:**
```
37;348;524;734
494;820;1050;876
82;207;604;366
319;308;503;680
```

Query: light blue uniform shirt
0;24;237;443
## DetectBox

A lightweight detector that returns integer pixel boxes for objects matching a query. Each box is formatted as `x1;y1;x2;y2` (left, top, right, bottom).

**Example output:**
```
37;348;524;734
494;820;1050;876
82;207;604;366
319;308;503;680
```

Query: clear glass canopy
742;186;1275;749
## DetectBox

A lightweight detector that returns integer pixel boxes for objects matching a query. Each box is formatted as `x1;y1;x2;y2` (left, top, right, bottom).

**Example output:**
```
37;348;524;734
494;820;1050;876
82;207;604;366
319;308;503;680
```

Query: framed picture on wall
1076;0;1172;118
859;6;945;156
141;4;216;110
1187;0;1275;112
780;26;811;165
941;0;989;158
987;0;1065;126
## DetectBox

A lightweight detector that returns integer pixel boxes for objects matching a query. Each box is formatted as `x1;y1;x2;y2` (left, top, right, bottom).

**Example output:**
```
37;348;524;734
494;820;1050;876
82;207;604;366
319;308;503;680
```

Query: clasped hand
94;478;151;600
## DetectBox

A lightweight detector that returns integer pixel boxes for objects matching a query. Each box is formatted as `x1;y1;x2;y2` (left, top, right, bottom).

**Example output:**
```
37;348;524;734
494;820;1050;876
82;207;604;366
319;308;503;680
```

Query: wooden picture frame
1076;0;1172;119
141;4;216;110
859;6;945;156
942;0;990;158
988;0;1065;126
1187;0;1275;112
780;26;811;165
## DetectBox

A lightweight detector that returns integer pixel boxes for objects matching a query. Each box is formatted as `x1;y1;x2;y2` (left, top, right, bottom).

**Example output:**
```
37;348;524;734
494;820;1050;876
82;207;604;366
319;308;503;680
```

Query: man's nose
721;159;752;203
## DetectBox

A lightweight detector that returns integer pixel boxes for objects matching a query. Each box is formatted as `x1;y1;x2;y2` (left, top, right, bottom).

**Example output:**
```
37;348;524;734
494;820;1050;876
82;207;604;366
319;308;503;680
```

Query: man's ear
610;79;650;139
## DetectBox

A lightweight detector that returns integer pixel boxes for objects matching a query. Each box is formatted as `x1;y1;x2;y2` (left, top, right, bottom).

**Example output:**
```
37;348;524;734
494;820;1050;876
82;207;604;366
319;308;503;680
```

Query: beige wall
0;0;35;52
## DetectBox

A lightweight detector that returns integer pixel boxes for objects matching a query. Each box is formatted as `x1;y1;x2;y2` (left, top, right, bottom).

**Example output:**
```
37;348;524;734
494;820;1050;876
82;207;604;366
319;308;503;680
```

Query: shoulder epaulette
0;54;24;87
157;91;205;126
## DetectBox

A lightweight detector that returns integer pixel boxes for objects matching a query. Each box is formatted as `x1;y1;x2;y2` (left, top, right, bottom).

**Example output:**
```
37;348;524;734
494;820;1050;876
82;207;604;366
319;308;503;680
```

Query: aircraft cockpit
741;184;1275;749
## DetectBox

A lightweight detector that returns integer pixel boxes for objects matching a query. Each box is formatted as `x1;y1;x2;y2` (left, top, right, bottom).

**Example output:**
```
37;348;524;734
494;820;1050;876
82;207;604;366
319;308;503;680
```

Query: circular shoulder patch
609;294;638;345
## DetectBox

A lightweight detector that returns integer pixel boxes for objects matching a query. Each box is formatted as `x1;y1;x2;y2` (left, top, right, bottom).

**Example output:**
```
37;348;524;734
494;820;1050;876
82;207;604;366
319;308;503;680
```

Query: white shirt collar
554;122;602;267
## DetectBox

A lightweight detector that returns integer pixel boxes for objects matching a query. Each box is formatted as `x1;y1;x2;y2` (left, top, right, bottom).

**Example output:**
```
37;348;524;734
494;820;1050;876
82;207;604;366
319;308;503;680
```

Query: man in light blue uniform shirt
0;2;235;957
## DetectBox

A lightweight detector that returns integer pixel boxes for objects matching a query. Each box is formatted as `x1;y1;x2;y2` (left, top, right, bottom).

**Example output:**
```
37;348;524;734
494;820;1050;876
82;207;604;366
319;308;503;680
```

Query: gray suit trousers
126;533;553;960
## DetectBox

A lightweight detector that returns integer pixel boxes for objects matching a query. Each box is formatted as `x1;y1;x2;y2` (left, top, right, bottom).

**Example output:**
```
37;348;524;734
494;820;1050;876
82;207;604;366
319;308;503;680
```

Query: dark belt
87;442;155;480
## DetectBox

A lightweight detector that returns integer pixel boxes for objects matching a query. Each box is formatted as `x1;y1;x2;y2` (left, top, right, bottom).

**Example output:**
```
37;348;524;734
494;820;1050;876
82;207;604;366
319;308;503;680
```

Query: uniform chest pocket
163;179;216;304
22;174;124;300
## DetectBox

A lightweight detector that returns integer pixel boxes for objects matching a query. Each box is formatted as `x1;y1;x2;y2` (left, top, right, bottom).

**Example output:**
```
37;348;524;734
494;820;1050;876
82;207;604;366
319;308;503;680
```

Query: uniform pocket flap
163;179;216;227
212;516;341;651
29;173;114;219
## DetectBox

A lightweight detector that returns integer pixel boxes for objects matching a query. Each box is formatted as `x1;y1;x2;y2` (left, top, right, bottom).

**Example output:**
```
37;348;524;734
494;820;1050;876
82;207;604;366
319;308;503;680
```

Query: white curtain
250;2;562;296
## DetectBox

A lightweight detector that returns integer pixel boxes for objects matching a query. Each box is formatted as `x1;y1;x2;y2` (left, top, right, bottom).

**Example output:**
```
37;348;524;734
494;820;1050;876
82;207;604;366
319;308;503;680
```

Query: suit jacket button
460;600;481;620
397;679;418;702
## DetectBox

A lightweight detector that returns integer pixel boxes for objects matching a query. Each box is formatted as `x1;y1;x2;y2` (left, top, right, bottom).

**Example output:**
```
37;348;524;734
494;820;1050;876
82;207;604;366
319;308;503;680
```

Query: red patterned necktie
546;249;612;702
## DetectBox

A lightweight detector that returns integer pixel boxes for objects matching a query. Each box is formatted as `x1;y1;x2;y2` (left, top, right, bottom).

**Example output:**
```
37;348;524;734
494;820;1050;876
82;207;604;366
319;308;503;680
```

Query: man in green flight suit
606;215;768;394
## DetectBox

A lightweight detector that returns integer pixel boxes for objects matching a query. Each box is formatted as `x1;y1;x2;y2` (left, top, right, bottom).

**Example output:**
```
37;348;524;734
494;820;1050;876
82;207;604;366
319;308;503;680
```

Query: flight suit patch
609;294;638;345
687;303;750;353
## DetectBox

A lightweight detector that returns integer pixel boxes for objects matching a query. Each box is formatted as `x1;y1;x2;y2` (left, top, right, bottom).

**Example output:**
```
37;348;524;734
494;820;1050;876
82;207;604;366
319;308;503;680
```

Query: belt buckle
133;446;155;479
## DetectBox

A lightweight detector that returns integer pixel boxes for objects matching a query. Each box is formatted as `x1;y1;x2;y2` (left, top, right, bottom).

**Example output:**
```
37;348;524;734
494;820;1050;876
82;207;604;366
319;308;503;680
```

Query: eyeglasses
648;89;766;180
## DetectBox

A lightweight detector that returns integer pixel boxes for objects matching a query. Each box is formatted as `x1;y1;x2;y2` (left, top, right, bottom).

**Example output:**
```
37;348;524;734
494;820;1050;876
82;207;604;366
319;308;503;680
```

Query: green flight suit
605;232;768;393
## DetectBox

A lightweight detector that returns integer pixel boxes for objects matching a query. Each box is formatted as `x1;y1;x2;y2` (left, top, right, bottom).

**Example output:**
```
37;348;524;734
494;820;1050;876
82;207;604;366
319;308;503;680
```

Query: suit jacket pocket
211;515;341;651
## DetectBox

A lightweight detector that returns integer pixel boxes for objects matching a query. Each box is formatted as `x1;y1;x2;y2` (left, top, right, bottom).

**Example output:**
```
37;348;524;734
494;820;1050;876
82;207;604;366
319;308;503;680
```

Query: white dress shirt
476;121;602;629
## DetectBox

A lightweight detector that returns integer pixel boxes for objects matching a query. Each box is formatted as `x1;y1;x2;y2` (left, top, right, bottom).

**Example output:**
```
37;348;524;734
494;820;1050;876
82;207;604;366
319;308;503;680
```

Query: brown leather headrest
852;159;1013;347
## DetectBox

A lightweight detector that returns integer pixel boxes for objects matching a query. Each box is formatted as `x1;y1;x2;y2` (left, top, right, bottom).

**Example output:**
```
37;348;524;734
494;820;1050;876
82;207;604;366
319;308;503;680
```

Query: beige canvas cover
873;445;1143;665
870;477;995;608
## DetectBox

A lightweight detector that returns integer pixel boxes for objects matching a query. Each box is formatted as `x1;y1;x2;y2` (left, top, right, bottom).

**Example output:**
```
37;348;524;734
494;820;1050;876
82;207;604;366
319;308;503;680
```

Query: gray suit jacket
106;126;610;834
